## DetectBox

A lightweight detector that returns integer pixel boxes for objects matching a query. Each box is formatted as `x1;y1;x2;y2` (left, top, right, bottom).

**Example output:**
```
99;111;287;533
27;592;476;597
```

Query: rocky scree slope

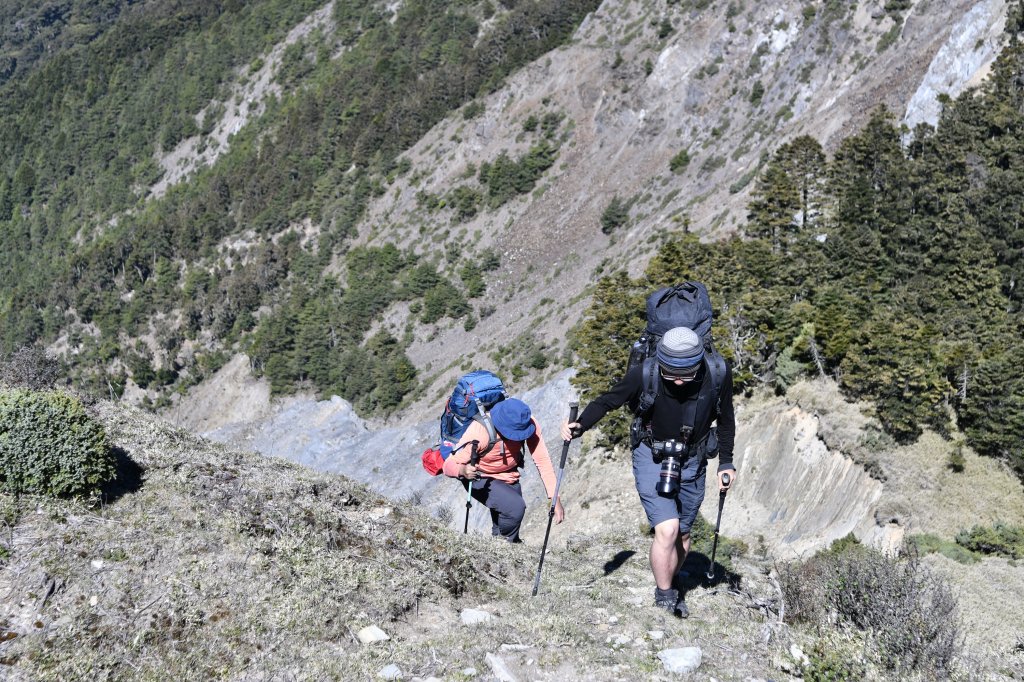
342;0;1009;414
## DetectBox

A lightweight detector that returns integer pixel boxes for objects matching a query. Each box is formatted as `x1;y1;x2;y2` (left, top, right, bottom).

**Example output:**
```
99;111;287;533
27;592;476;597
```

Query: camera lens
656;456;682;495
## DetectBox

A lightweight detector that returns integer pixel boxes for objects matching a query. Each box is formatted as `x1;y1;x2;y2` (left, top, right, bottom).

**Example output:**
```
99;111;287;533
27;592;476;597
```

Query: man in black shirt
561;326;736;617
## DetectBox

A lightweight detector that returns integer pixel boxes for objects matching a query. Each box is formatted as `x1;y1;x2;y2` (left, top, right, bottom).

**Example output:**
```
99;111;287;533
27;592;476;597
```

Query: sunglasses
661;367;700;381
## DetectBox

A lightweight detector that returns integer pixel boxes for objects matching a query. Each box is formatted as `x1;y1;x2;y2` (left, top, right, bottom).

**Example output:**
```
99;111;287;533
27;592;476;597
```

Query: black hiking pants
469;478;525;542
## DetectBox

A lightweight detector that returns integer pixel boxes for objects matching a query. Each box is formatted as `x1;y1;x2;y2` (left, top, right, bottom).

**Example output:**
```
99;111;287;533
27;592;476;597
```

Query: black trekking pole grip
532;401;578;597
557;402;580;471
705;471;731;580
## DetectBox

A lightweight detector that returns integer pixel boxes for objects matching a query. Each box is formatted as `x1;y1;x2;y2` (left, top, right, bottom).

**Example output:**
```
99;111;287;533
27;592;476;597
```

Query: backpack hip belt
638;428;718;460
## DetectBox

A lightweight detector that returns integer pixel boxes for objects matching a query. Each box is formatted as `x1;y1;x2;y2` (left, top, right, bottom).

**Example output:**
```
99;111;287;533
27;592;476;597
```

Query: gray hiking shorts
632;442;707;534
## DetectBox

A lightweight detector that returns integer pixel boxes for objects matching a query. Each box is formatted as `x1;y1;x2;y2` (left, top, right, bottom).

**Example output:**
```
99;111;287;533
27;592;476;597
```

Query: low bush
0;389;114;497
0;346;61;390
689;510;748;574
803;632;868;682
778;539;961;677
909;533;980;564
955;523;1024;559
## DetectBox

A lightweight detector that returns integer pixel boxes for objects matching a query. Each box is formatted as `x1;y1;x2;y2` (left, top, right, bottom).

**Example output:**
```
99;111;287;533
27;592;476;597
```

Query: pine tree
747;136;826;252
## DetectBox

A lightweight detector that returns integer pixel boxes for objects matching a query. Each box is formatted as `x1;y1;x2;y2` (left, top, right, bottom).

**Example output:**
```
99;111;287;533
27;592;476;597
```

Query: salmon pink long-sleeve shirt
441;418;558;498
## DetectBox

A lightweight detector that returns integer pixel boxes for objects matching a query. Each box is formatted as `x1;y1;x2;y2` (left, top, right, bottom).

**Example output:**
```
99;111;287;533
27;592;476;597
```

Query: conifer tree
747;136;826;252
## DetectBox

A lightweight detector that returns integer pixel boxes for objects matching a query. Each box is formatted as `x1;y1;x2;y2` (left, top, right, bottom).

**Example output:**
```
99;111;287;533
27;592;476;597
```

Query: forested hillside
0;0;596;411
2;0;1023;480
574;6;1024;479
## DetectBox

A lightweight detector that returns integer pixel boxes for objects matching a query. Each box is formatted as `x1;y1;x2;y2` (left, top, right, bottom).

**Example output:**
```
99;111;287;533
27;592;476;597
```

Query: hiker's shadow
677;550;741;592
603;550;636;576
99;446;145;503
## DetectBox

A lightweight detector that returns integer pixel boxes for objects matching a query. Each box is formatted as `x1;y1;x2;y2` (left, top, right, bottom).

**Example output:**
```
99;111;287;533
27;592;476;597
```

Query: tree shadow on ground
100;446;145;503
603;549;637;576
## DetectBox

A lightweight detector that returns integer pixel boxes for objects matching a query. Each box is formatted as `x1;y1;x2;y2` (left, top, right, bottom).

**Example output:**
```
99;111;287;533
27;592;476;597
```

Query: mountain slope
352;0;1011;413
6;400;1022;680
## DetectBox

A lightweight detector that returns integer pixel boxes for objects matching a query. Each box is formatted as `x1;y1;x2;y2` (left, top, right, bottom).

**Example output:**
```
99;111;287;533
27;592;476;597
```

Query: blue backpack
422;370;507;475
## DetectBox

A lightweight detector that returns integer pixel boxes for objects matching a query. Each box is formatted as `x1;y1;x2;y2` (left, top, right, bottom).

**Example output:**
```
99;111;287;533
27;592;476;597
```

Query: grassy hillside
0;397;1001;680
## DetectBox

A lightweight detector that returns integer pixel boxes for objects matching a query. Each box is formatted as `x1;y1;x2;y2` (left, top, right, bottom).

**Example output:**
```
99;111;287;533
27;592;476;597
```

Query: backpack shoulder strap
472;412;498;452
636;356;660;416
705;351;727;417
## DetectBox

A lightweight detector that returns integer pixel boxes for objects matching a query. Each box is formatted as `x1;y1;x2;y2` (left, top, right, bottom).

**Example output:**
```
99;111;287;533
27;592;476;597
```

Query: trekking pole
532;402;579;597
463;442;480;534
705;471;731;581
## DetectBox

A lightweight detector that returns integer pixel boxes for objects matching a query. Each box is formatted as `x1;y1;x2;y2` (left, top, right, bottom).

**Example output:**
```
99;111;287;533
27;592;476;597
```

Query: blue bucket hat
656;326;704;371
489;398;536;440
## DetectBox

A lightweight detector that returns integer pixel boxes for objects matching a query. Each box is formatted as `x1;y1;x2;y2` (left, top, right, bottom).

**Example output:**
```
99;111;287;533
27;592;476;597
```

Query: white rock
485;652;518;682
461;668;477;676
378;664;402;680
90;559;104;569
357;625;390;644
790;644;809;665
658;646;702;674
613;634;631;646
460;608;494;626
648;630;665;640
89;595;98;606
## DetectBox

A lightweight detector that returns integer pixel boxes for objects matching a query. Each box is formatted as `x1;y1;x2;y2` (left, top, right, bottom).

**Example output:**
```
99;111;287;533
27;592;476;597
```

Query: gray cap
656;327;703;370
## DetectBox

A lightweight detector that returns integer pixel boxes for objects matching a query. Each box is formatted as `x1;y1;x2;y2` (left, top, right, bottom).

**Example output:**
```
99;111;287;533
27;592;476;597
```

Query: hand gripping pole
705;471;732;581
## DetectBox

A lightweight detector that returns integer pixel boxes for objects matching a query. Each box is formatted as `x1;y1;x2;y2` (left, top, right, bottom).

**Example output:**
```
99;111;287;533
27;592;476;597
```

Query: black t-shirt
576;358;735;466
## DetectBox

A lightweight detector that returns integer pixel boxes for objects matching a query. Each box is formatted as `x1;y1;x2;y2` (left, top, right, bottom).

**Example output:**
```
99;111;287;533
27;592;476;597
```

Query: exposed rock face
904;0;1008;129
199;359;888;556
716;397;885;559
203;363;579;535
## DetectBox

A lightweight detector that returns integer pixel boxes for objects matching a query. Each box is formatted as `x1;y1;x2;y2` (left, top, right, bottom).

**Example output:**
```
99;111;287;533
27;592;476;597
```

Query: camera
652;427;692;495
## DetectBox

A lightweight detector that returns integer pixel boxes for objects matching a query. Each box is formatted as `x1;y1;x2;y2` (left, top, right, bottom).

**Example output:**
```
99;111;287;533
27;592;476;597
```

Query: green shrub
804;633;868;681
669;149;690;173
955;523;1024;559
600;196;629;234
0;389;114;497
689;511;747;574
909;533;980;564
947;444;966;472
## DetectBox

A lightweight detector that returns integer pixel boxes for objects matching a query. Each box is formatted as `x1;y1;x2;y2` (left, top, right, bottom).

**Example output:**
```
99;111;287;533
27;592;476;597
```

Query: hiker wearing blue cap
443;398;565;542
561;326;736;618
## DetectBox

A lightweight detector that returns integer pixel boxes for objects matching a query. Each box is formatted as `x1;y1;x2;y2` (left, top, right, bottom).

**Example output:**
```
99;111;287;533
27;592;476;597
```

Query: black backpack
627;282;726;447
627;282;714;373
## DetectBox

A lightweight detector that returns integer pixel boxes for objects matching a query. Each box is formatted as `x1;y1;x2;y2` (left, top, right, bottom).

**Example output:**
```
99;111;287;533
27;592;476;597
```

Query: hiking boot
653;587;679;614
675;596;690;619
